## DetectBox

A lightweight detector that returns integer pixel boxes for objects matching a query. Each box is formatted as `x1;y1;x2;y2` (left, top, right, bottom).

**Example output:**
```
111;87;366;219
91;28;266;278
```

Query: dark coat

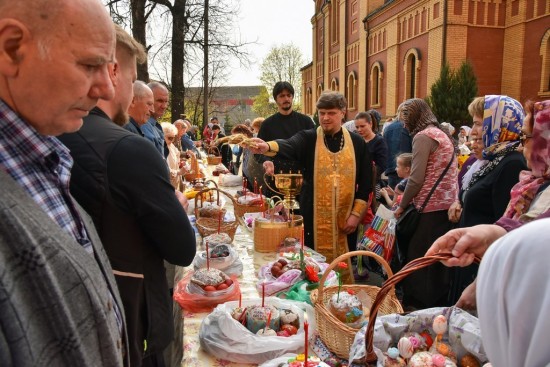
59;108;196;364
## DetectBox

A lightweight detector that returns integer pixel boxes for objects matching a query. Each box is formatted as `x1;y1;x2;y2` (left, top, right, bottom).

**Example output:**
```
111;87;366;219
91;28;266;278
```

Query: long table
173;164;280;367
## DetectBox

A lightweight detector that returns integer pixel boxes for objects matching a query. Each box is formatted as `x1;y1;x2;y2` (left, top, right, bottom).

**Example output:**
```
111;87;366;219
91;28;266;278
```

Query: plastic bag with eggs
199;297;316;365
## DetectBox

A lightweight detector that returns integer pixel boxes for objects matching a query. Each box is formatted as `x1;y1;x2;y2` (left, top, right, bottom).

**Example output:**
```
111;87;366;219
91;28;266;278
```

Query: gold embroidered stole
313;127;356;264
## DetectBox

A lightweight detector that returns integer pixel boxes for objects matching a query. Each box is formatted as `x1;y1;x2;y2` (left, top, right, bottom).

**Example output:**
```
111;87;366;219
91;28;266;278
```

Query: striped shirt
0;99;123;337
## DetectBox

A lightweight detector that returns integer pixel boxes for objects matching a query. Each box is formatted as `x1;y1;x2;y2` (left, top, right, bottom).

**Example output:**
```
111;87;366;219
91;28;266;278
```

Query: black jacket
59;108;196;364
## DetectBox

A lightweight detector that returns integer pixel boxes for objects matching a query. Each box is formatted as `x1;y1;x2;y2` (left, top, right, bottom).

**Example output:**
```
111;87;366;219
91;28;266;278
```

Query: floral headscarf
503;100;550;220
463;95;524;192
481;95;524;160
529;100;550;178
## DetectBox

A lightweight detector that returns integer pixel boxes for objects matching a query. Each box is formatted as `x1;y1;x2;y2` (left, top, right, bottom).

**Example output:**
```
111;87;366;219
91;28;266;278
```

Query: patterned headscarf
503;100;550;220
529;100;550;178
481;95;524;160
399;98;439;136
464;95;524;192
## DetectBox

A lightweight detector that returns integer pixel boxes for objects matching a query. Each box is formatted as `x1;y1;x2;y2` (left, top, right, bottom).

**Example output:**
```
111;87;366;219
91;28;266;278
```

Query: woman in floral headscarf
428;100;550;312
448;95;527;306
500;100;550;221
393;98;458;309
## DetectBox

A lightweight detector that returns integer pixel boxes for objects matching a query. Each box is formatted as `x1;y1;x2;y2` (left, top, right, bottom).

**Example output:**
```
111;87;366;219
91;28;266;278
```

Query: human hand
456;280;477;310
263;161;275;176
447;201;462;223
175;190;189;212
247;138;268;154
381;186;395;197
342;214;361;234
425;224;507;266
393;206;404;219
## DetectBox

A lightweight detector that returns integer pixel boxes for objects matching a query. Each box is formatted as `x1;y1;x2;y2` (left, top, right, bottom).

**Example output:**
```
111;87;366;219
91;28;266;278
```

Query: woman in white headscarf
477;218;550;367
161;122;187;189
458;125;471;146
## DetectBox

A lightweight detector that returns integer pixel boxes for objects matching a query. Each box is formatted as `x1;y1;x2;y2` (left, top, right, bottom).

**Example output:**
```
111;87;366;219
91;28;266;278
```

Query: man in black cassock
249;91;372;264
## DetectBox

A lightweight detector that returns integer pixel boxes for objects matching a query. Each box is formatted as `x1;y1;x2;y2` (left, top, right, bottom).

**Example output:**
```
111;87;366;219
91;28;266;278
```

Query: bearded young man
249;91;372;267
255;81;315;197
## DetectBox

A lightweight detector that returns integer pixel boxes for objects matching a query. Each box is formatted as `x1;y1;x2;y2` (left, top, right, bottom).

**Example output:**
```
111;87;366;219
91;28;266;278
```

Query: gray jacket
0;170;128;366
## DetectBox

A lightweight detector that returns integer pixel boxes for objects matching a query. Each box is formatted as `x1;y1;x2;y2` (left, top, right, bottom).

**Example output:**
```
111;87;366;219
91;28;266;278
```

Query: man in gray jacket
0;0;128;365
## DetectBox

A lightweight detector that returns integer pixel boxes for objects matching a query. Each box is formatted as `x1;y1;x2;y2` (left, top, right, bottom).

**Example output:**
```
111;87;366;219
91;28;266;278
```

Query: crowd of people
1;1;549;366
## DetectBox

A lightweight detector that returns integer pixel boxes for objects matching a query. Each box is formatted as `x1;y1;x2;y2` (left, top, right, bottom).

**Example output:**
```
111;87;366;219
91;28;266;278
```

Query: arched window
370;62;383;107
330;78;338;91
403;48;421;99
347;72;357;110
540;28;550;97
331;0;339;44
317;83;323;101
306;87;313;114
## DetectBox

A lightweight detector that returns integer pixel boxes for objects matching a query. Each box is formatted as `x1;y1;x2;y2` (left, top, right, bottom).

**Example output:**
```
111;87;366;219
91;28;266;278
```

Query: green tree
453;60;478;126
427;60;478;131
252;86;278;118
259;43;304;103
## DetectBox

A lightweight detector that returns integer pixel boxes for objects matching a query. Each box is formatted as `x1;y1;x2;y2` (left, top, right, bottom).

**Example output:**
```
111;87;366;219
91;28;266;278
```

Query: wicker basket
253;215;303;252
194;187;239;241
232;196;268;218
206;146;222;165
310;250;403;359
362;253;481;364
184;172;205;182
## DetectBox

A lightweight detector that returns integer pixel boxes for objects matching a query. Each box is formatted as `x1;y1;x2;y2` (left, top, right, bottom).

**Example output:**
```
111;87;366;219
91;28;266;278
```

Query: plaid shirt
0;100;91;249
0;99;124;338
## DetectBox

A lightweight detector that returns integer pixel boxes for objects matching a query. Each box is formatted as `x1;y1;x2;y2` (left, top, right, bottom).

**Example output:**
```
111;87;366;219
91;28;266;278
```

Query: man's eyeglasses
519;132;532;145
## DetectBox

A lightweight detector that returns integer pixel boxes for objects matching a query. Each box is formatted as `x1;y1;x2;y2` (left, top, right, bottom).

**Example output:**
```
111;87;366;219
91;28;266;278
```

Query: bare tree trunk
171;0;186;120
131;0;149;82
202;0;209;129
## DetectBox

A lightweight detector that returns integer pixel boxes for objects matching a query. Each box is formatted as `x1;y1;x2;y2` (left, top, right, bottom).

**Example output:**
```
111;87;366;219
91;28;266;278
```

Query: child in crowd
380;153;412;208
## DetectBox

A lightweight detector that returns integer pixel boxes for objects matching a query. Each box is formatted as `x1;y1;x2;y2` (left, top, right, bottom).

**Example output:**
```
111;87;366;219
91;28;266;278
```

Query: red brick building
301;0;550;120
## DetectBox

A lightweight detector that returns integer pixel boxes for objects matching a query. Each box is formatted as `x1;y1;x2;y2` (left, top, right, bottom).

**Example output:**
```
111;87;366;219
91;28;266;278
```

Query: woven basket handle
194;185;231;212
317;250;395;304
203;179;219;189
208;146;220;156
363;252;481;362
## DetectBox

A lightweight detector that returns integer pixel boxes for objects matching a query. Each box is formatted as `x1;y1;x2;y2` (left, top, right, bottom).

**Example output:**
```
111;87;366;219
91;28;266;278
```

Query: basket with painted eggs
347;253;488;367
309;250;403;360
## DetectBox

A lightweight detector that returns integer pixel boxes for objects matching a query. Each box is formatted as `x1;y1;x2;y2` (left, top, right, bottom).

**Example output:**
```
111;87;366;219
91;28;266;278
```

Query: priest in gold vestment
249;91;373;264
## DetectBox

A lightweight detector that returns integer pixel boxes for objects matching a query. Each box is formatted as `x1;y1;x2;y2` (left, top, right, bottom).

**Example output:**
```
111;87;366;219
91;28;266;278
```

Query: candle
238;292;242;308
301;227;305;250
261;280;266;307
259;186;265;218
206;242;210;270
304;313;309;367
264;310;272;332
254;178;258;194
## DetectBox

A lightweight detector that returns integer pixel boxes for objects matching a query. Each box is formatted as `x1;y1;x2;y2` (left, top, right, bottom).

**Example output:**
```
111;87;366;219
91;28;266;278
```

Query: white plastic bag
191;246;243;276
199;297;316;364
348;307;487;365
218;173;242;187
